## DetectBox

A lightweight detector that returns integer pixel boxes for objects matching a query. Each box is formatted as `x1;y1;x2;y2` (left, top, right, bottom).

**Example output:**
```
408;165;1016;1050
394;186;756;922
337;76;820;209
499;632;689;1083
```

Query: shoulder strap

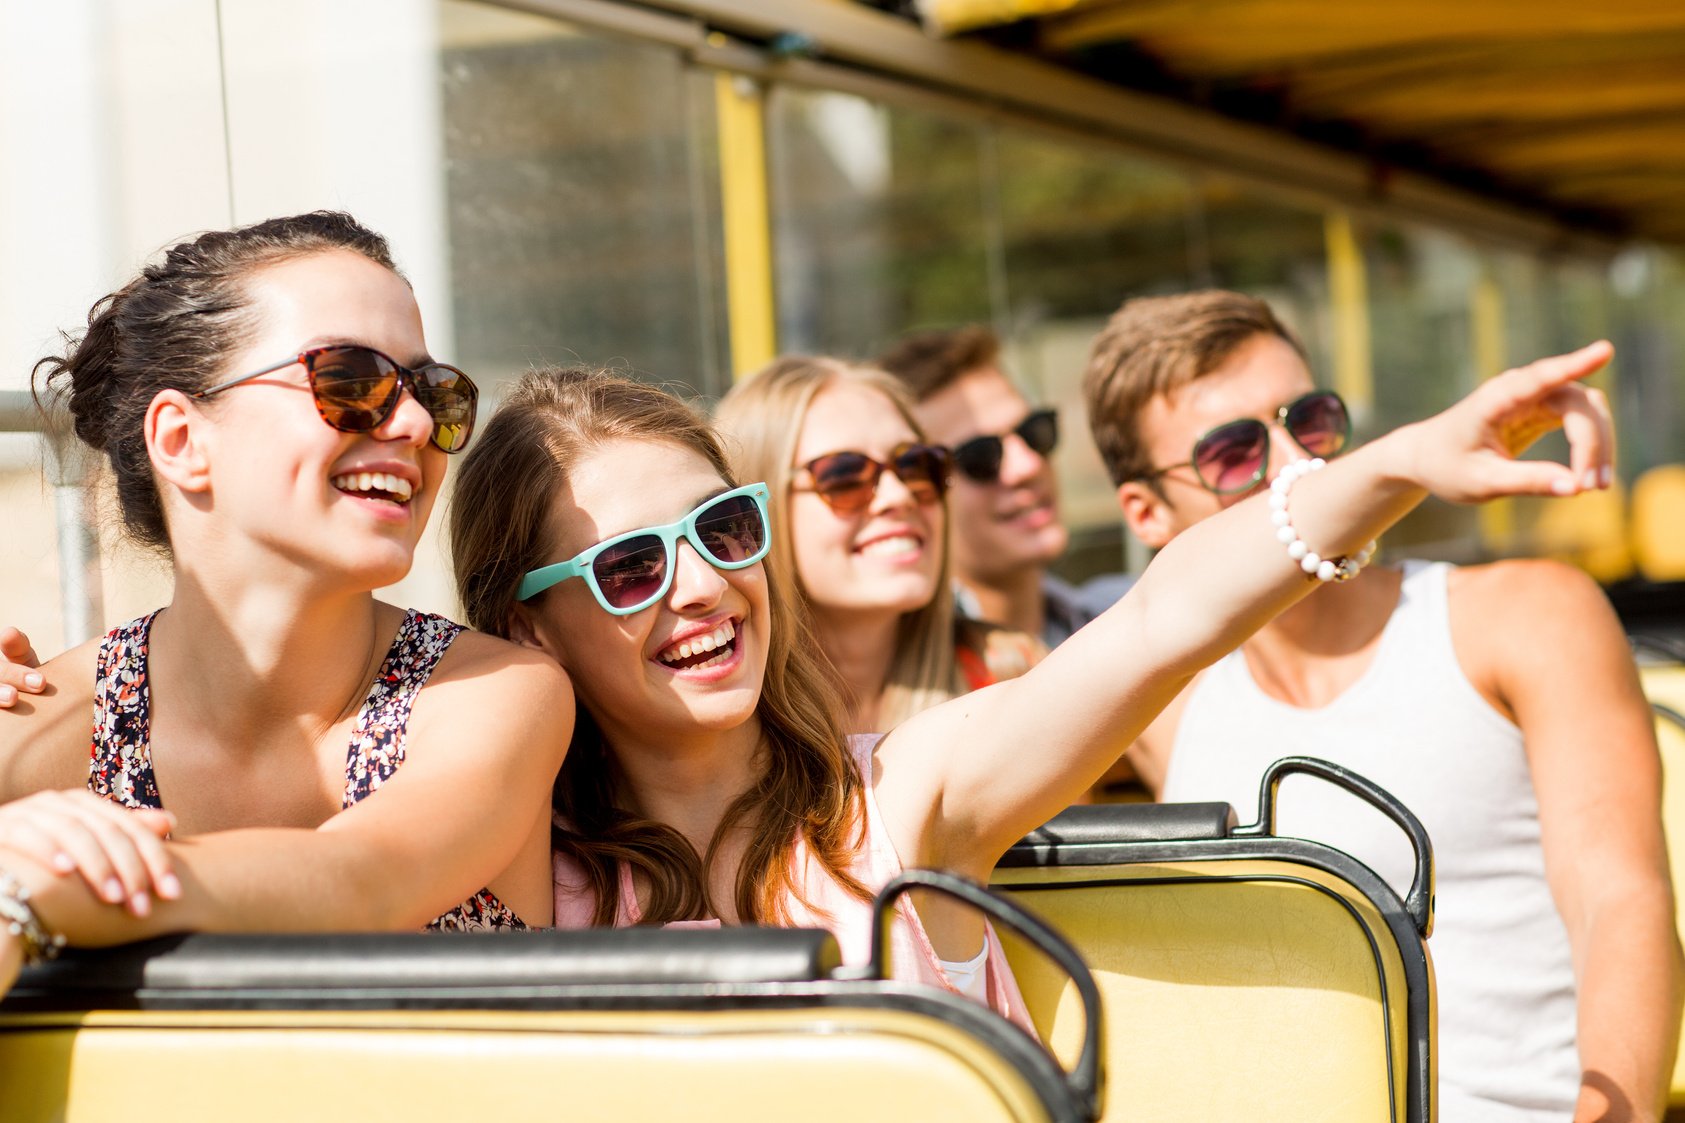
341;611;464;806
88;611;164;808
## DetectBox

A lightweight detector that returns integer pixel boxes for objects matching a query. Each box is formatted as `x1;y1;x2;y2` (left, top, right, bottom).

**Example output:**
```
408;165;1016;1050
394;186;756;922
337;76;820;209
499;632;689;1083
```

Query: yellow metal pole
1323;211;1373;425
714;67;777;378
1470;266;1516;550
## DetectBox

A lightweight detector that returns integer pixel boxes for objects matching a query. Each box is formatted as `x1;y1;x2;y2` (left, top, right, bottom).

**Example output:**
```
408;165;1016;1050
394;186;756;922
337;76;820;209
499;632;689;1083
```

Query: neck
150;565;388;746
1241;565;1404;667
807;606;901;732
599;715;765;855
958;565;1044;637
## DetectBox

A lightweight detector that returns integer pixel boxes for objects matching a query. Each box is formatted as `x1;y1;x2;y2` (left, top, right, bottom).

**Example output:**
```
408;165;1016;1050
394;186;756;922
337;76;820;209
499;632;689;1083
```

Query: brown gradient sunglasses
195;344;478;453
792;443;952;515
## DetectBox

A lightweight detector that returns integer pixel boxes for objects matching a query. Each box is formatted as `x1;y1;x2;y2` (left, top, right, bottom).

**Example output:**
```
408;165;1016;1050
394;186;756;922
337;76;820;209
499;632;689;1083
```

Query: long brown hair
449;366;870;926
715;355;965;728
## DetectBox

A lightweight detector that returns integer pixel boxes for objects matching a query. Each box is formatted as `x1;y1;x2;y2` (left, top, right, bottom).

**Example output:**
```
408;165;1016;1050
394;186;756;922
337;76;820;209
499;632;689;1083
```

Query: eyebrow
575;483;735;554
297;336;435;368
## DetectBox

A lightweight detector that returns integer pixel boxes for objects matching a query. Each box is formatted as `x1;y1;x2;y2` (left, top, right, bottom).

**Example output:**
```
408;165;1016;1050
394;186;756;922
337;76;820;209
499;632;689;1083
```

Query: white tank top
1162;561;1579;1122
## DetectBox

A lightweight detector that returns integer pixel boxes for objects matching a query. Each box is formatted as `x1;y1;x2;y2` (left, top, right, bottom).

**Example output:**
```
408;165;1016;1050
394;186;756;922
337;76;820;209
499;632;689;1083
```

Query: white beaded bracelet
1268;458;1377;583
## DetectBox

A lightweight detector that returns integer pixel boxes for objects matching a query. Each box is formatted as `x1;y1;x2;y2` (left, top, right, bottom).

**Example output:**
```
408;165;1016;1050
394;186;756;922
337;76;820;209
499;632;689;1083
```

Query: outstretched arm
882;342;1615;876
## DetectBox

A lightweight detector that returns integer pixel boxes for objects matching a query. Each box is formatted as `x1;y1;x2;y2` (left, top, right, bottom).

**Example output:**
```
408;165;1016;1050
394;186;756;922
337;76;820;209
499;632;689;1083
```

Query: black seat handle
1232;755;1436;938
867;868;1104;1122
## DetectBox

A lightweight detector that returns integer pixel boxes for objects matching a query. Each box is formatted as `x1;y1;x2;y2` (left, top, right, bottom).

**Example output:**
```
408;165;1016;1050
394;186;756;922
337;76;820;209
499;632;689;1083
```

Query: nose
666;540;728;612
868;464;921;515
996;432;1048;488
1260;421;1305;487
375;384;434;449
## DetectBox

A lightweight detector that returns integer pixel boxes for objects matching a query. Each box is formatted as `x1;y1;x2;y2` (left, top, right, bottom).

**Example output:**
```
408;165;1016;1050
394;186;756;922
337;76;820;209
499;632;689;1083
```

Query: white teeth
859;535;920;558
658;619;737;665
330;471;415;504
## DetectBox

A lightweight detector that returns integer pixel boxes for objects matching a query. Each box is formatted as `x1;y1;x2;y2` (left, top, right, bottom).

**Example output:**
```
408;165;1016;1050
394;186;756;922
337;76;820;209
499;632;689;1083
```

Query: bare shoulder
1449;557;1616;635
0;637;103;797
1449;558;1631;721
411;625;573;760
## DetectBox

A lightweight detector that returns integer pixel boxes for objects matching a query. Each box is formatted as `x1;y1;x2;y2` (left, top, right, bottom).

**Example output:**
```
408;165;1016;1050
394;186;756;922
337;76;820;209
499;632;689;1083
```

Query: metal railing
0;390;103;647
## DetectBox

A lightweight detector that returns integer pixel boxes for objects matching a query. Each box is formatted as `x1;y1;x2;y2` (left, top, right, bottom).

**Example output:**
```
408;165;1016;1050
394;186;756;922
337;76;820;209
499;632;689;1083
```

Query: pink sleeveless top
552;734;1036;1035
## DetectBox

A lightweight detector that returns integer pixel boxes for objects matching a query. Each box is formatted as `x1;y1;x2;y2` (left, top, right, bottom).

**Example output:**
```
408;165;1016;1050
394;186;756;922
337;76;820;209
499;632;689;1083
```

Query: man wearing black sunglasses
1081;289;1678;1123
879;325;1129;648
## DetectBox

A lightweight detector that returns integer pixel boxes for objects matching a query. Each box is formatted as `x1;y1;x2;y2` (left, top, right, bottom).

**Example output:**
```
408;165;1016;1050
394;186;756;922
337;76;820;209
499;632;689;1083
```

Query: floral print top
88;609;525;931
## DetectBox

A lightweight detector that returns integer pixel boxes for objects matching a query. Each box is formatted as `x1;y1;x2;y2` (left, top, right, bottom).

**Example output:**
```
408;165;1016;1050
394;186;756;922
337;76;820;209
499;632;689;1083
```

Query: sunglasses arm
194;356;305;399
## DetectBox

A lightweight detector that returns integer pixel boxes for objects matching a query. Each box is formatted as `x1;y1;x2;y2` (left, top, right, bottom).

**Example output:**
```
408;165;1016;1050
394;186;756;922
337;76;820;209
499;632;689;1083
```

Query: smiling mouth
656;619;738;671
331;471;415;506
856;534;923;559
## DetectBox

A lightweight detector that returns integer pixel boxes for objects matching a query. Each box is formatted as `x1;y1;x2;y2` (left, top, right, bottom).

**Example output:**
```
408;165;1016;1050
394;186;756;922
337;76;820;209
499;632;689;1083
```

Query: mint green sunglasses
517;483;771;615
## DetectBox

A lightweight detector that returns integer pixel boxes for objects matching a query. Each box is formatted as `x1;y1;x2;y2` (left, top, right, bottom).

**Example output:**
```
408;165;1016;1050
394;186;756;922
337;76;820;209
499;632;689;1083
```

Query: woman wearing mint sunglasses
0;213;567;996
450;340;1612;1024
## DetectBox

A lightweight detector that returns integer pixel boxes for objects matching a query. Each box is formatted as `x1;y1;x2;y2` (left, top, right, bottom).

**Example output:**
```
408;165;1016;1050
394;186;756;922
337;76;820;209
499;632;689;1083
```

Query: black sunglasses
195;344;478;454
1139;390;1350;495
952;408;1059;483
792;443;951;515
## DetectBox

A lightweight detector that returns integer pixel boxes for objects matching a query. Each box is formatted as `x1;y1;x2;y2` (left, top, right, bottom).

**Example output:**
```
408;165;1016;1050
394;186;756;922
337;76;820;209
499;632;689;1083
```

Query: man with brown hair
1082;289;1680;1122
879;325;1127;647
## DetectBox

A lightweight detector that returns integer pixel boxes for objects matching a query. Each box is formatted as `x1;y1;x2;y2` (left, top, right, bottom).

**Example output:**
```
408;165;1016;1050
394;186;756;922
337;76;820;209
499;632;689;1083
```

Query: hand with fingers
0;790;179;916
1406;340;1615;504
0;627;45;710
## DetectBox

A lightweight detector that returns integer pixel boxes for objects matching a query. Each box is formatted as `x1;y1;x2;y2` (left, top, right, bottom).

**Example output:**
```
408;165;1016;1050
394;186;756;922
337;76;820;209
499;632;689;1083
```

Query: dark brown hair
32;211;397;552
1082;291;1305;488
876;324;1001;402
448;366;870;927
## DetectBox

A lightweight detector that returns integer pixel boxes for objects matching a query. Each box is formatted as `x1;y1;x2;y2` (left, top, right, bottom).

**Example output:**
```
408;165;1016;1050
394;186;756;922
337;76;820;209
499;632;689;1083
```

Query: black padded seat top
1000;801;1235;867
7;928;843;1012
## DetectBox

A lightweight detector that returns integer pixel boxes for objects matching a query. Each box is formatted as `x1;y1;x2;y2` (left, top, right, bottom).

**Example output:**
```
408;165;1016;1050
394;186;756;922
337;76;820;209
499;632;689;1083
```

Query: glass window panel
439;2;728;398
1358;222;1483;556
768;89;993;356
993;130;1198;580
1196;176;1333;378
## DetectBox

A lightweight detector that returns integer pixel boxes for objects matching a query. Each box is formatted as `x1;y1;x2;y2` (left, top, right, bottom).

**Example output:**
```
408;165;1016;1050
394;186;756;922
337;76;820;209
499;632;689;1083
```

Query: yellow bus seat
1637;659;1685;1106
1632;466;1685;582
993;756;1436;1123
0;924;1087;1123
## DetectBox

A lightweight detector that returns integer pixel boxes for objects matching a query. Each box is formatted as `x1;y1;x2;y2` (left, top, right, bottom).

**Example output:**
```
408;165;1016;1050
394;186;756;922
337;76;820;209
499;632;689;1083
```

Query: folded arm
0;639;572;954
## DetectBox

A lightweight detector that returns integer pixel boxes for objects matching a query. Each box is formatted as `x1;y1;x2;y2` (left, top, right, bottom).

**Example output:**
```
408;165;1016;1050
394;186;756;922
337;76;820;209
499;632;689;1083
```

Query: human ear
505;602;569;668
1117;481;1175;550
145;390;213;495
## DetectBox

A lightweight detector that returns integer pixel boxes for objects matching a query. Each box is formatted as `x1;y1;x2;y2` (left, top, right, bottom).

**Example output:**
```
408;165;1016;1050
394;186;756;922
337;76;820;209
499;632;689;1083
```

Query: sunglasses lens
809;452;879;514
591;535;670;610
892;444;950;504
952;436;1003;483
1285;392;1349;459
695;494;767;564
1018;410;1059;457
309;348;401;432
413;365;479;453
1193;420;1269;494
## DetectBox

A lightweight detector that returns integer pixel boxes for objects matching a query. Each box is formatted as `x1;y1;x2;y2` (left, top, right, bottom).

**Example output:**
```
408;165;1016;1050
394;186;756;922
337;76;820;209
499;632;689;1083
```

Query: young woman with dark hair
0;213;569;994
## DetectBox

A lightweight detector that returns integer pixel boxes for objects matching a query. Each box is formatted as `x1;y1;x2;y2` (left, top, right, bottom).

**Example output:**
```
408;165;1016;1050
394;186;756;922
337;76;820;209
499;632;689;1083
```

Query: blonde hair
448;366;869;926
715;355;965;728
